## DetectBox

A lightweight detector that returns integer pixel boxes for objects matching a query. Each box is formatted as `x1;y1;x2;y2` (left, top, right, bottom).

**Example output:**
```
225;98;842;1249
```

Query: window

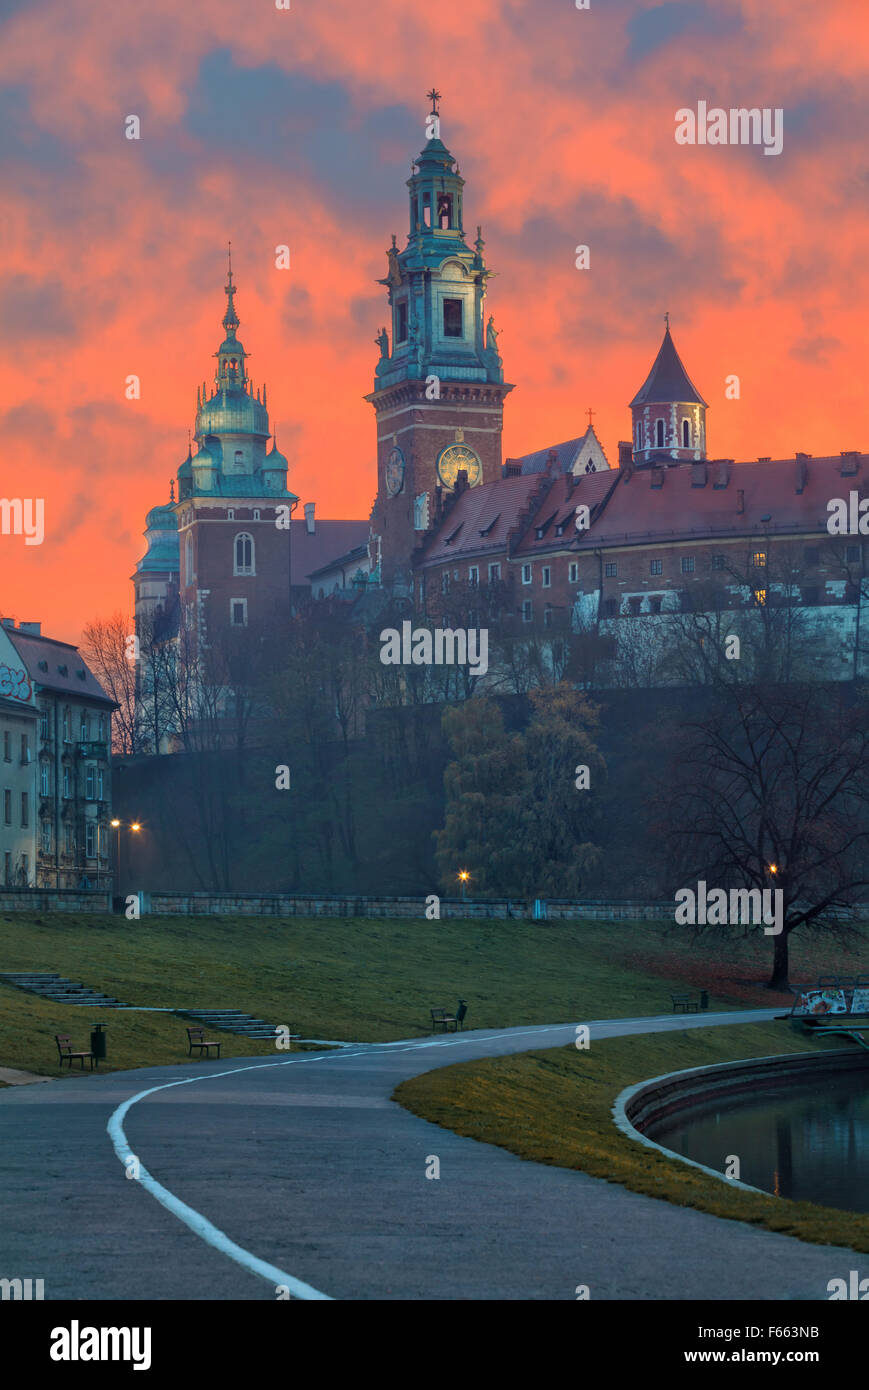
543;605;553;628
64;824;73;855
20;734;30;764
751;551;767;568
568;562;578;583
79;714;88;742
39;707;49;739
681;556;695;574
711;554;724;570
98;714;105;742
97;769;104;801
230;599;247;627
753;588;767;607
185;533;194;585
603;599;618;618
541;566;551;588
20;792;28;828
488;562;501;583
804;547;819;565
20;853;28;882
234;533;254;575
98;824;107;859
522;565;532;585
253;509;260;522
443;298;463;338
656;419;665;448
605;562;617;577
650;558;663;576
635;420;642;450
41;820;51;854
3;789;10;824
3;852;9;886
86;822;96;858
40;763;49;796
650;596;662;614
802;585;819;605
62;709;71;742
227;508;235;521
468;566;479;585
682;419;690;448
522;600;533;623
3;732;10;762
396;301;408;343
86;766;95;800
847;544;861;563
437;192;453;228
62;766;70;799
441;571;450;594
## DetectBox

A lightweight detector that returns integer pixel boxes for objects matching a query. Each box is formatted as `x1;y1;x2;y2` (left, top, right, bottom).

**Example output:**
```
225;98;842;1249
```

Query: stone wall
0;888;111;912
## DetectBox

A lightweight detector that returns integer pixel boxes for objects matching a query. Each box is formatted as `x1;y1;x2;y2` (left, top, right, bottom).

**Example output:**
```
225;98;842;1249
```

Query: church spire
223;241;239;335
213;244;248;391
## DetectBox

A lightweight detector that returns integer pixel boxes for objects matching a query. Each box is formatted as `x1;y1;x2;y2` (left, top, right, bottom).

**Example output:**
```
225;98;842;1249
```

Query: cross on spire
586;407;596;427
426;87;442;116
664;311;670;331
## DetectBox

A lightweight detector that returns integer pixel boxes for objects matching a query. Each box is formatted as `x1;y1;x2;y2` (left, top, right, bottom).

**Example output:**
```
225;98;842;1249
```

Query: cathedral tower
367;92;514;592
630;318;708;465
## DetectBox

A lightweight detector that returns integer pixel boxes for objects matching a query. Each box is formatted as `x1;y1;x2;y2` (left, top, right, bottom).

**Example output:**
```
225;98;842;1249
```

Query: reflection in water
646;1074;869;1212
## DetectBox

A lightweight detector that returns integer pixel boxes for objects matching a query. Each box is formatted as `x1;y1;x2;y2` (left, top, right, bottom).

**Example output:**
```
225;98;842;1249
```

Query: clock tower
366;92;514;593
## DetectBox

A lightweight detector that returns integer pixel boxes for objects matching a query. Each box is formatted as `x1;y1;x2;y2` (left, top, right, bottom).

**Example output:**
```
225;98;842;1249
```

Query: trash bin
90;1023;107;1064
700;990;709;1010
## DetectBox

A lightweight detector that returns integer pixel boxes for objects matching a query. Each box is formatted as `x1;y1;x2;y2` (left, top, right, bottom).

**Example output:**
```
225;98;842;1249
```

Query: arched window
635;420;642;449
185;533;194;584
682;419;690;448
234;532;254;576
656;419;665;448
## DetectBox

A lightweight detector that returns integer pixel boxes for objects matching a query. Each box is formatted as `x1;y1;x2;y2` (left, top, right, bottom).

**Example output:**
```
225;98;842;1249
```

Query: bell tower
366;91;514;593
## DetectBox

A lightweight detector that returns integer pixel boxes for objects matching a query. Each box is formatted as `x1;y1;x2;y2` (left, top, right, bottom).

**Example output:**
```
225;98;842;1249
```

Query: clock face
436;443;482;491
385;445;405;496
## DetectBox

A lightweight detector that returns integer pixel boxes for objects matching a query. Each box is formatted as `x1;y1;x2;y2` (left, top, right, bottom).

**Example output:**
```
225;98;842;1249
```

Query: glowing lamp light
131;822;141;832
111;819;120;828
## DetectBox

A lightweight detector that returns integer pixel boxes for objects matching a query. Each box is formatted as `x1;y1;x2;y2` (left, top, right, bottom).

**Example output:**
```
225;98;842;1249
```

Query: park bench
186;1026;222;1059
671;993;699;1014
55;1033;95;1071
430;1001;468;1033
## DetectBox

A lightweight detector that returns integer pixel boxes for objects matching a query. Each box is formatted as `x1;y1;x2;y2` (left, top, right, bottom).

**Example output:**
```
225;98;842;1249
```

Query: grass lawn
0;911;865;1077
395;1022;869;1252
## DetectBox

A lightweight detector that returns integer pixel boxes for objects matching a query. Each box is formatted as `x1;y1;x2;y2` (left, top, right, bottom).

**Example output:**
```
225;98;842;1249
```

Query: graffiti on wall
0;664;32;702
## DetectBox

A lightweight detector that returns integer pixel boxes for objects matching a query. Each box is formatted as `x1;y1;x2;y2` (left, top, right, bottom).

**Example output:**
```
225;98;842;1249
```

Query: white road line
106;1011;779;1299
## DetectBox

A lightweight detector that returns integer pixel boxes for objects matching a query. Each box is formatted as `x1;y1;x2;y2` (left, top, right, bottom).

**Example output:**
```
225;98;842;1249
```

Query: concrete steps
183;1009;296;1040
0;972;130;1009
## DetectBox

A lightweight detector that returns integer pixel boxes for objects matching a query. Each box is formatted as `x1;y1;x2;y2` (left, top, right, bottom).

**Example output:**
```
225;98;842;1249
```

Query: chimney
546;448;559;473
304;502;315;535
455;469;469;494
840;451;860;477
713;459;732;490
794;456;807;493
618;441;633;469
18;622;41;635
737;489;745;514
691;462;708;488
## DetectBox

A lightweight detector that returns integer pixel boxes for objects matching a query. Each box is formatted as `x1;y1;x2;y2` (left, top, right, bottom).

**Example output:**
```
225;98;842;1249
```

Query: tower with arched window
629;321;708;466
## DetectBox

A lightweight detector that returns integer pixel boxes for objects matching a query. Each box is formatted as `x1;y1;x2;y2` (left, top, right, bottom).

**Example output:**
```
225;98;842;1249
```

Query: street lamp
112;820;142;900
457;869;470;901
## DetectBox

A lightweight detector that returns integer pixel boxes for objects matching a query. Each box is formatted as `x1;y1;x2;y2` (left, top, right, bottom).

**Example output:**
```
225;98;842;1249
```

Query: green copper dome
197;389;269;437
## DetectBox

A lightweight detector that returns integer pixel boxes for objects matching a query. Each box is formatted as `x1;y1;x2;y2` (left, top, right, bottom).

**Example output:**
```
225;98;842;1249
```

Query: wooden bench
55;1033;95;1070
671;994;699;1014
186;1026;221;1059
430;1001;468;1033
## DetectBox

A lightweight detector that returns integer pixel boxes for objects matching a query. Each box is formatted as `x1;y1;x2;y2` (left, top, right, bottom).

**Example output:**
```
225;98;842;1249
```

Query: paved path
0;1008;863;1300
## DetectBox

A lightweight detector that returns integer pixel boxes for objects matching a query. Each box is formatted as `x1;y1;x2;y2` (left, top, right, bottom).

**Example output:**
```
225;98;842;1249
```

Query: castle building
134;255;367;639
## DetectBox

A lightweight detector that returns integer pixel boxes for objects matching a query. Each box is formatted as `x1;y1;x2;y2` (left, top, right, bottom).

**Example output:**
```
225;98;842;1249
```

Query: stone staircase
182;1009;291;1040
0;972;131;1008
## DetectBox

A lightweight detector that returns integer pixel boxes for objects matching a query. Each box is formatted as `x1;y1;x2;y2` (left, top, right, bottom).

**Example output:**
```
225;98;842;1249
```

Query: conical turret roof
630;326;707;408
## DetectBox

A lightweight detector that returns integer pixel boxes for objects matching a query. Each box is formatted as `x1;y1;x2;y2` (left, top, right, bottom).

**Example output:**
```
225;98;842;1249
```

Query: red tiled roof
419;473;546;565
289;520;369;585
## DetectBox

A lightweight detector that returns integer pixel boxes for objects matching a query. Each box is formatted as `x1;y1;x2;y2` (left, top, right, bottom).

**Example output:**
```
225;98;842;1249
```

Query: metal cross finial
426;88;442;115
586;407;596;427
664;311;670;330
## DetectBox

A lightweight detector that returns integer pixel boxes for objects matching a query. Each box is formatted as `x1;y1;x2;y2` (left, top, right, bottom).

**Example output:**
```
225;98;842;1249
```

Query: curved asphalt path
0;1007;864;1300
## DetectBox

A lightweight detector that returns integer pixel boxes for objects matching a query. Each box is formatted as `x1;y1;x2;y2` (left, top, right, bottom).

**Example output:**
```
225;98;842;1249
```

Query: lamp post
111;819;141;901
457;869;470;901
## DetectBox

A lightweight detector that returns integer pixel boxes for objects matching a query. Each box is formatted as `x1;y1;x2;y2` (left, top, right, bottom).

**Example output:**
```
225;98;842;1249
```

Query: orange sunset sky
0;0;867;645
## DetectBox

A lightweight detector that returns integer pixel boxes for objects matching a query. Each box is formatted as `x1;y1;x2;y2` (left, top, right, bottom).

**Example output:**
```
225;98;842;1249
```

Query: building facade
0;620;116;888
